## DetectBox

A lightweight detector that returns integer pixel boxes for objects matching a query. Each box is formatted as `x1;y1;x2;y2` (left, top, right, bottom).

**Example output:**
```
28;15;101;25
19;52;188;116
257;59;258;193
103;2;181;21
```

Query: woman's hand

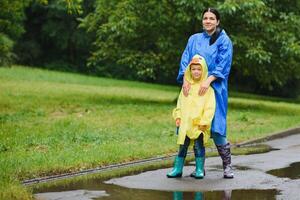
198;79;210;96
198;75;216;96
183;78;191;97
175;118;181;127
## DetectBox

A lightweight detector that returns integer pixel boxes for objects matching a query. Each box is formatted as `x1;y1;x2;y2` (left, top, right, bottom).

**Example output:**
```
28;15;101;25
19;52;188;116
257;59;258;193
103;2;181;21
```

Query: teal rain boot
194;157;205;179
194;192;203;200
173;191;183;200
167;156;185;178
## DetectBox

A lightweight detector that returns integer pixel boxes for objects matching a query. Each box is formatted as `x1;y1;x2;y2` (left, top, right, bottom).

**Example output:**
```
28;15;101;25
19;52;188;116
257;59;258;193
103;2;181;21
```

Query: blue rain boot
167;156;185;178
194;157;205;179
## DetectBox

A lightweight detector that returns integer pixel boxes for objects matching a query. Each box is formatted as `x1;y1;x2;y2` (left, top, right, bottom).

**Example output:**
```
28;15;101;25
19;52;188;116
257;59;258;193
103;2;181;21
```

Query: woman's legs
211;131;227;145
167;137;190;178
212;132;234;178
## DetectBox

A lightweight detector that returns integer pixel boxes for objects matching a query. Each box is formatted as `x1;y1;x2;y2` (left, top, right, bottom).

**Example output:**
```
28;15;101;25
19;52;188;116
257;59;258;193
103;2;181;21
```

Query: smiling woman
202;8;220;35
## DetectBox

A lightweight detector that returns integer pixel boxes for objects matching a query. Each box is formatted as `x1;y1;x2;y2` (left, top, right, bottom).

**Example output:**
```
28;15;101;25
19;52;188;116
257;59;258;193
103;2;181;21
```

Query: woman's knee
212;132;227;145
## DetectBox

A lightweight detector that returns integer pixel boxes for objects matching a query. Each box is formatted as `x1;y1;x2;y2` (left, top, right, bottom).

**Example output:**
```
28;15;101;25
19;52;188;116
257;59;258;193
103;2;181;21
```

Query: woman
177;8;234;178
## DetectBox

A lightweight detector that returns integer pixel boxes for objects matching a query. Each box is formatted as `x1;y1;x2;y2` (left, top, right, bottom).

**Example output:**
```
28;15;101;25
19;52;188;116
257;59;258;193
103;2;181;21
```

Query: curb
22;126;300;185
235;126;300;147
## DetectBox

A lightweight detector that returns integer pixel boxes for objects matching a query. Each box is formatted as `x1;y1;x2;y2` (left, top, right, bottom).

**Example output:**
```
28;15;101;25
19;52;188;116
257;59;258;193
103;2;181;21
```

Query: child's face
190;64;202;81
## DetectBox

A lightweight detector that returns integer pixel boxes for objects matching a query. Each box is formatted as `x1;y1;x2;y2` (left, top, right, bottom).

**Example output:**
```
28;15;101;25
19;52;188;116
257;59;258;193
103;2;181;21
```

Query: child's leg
178;137;190;157
167;137;190;178
194;134;205;157
193;134;205;179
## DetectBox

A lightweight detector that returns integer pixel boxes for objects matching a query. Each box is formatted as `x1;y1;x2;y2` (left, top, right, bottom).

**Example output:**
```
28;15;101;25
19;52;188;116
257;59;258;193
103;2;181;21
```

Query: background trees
14;0;94;72
220;0;300;96
1;0;299;97
0;0;30;65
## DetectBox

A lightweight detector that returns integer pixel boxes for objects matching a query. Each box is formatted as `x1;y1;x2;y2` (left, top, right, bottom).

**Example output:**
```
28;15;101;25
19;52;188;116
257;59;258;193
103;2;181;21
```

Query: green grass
1;66;300;200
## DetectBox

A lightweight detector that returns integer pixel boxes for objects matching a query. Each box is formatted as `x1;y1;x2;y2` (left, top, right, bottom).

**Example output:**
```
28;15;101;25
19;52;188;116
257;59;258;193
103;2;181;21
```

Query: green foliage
15;0;94;72
0;0;30;66
2;0;300;96
0;0;87;69
83;0;300;96
0;0;29;40
64;0;83;14
0;33;15;65
220;0;300;96
81;0;200;83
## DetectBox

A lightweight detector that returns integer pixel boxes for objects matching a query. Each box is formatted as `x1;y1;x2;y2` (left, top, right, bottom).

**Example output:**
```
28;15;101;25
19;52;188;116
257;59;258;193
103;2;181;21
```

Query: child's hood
184;54;208;84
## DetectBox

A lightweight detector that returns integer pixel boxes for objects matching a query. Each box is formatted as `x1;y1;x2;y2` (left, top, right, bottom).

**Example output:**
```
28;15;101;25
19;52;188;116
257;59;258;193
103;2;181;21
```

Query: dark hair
202;8;220;21
202;8;222;45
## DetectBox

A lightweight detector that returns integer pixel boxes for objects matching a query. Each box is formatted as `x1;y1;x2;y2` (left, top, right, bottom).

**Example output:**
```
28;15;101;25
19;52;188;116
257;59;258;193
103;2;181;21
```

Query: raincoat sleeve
177;37;192;83
209;36;233;80
199;88;216;126
172;91;183;120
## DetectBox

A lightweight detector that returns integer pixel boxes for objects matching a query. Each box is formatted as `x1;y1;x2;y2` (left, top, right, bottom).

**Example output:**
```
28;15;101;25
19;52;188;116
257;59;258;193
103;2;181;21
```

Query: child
167;54;216;179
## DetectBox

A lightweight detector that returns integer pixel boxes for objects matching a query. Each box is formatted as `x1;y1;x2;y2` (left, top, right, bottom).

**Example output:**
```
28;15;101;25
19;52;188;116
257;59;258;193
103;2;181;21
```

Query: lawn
1;66;299;200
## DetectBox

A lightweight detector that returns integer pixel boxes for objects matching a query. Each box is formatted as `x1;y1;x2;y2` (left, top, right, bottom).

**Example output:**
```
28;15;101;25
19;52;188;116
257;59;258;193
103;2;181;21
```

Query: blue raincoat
177;30;233;136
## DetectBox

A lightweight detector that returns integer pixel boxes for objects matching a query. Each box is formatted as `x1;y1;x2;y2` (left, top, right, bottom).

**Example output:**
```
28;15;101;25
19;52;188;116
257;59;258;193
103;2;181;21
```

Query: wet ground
34;133;300;200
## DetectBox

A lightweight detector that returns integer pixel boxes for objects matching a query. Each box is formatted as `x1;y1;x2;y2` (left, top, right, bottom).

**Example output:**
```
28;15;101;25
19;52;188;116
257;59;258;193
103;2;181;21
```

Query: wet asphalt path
106;133;300;200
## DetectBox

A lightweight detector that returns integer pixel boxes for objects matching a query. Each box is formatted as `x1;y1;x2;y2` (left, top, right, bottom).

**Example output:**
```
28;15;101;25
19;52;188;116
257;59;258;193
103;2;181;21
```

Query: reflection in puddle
172;191;229;200
267;162;300;179
33;178;278;200
171;190;276;200
35;190;108;200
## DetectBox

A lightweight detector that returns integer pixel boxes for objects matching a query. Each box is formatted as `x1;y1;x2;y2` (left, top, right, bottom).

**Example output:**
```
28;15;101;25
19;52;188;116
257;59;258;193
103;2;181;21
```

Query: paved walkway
106;133;300;200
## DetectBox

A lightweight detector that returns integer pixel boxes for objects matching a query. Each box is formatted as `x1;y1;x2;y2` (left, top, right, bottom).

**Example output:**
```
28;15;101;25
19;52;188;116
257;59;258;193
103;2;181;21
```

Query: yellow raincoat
173;55;216;146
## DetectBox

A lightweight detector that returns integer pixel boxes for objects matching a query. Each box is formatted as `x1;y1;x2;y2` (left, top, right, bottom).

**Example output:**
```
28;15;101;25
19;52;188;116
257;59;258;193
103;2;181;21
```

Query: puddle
33;177;278;200
234;166;252;171
267;162;300;179
232;144;278;155
35;190;108;200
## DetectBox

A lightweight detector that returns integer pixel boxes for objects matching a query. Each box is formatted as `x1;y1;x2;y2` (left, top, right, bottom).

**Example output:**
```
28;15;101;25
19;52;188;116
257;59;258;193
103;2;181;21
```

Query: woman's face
202;11;219;35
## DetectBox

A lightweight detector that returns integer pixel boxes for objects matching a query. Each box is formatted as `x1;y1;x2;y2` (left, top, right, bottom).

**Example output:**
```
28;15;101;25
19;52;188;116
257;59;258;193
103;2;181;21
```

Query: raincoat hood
184;54;208;84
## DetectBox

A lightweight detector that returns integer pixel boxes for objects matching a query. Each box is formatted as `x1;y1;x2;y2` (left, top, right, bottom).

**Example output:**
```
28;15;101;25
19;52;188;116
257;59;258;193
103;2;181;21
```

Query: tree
219;0;300;96
0;0;30;65
83;0;300;96
81;0;213;83
0;0;85;67
15;0;94;72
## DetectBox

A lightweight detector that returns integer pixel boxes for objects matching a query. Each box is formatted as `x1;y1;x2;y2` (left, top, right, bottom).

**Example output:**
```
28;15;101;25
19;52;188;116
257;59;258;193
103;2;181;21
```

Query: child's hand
198;125;208;131
175;118;181;127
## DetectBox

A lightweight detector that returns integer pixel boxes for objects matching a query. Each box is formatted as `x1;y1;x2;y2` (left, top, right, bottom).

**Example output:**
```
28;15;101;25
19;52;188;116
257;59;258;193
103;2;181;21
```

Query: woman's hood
184;54;208;84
